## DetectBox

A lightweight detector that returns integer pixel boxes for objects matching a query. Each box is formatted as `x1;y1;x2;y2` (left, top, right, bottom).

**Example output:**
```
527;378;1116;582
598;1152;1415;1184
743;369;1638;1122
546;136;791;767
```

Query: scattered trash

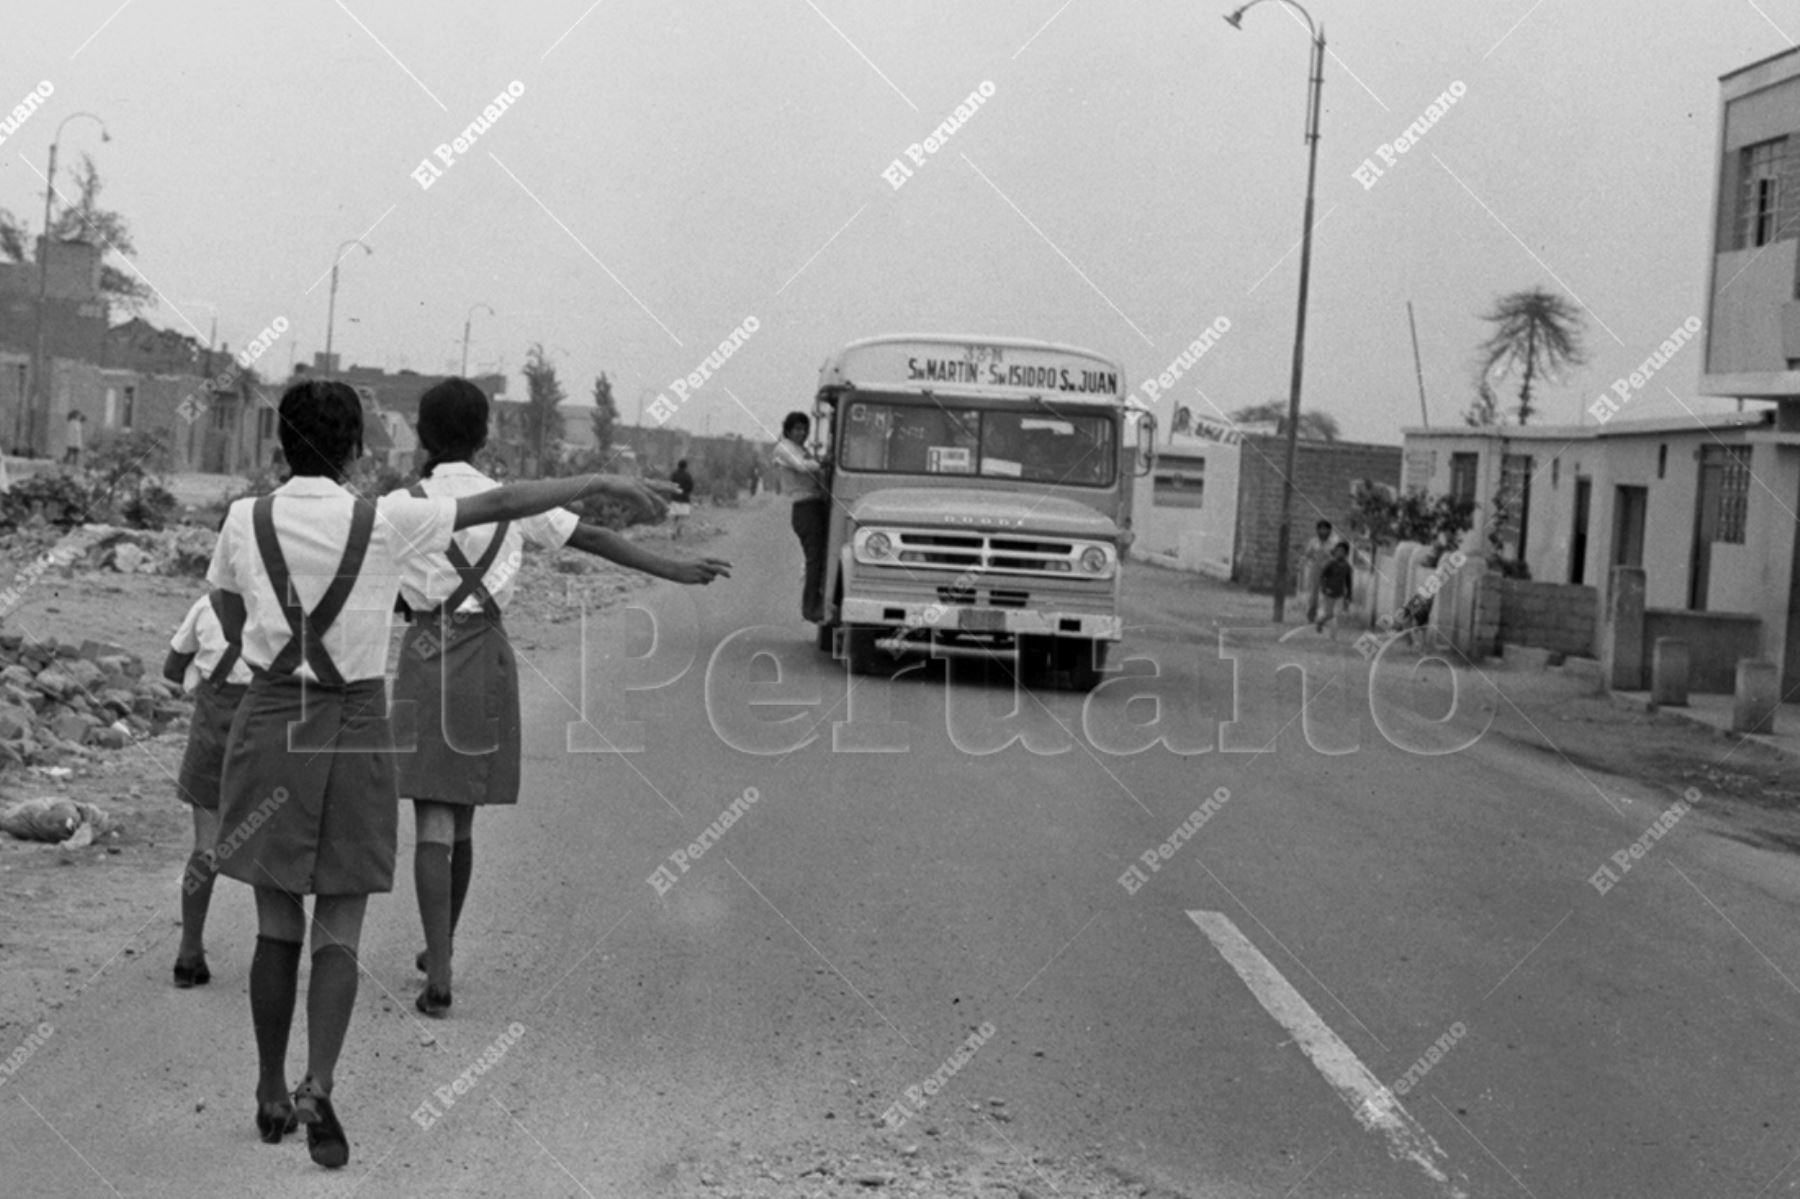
1;797;112;844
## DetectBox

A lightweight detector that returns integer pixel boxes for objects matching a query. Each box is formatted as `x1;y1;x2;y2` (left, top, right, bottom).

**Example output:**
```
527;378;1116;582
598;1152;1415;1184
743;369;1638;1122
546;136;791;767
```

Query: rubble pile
508;552;647;625
1;522;215;585
0;632;185;770
504;520;725;626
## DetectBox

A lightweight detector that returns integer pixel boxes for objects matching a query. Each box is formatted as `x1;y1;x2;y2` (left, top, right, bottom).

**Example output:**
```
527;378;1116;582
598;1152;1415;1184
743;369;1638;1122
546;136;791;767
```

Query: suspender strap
206;589;247;685
441;523;509;619
252;495;377;688
413;481;509;619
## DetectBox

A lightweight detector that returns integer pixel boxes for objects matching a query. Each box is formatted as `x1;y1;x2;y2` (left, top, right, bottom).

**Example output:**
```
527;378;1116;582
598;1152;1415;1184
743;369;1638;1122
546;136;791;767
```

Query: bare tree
1463;376;1500;427
0;157;154;315
1475;286;1587;426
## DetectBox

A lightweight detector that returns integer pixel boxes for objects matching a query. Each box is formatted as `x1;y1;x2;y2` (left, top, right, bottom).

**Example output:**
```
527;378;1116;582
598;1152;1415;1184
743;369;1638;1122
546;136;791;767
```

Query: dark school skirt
392;609;522;808
215;674;400;897
174;678;248;812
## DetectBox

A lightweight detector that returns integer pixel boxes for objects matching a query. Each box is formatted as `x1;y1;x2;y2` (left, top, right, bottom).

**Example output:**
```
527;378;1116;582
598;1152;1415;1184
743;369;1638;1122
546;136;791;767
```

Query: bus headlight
1079;546;1109;574
864;531;895;560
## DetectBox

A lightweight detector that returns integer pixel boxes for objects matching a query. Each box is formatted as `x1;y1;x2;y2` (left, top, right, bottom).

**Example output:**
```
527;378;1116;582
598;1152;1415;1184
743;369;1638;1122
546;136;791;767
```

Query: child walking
1316;541;1353;639
208;379;664;1168
393;379;729;1018
162;588;251;988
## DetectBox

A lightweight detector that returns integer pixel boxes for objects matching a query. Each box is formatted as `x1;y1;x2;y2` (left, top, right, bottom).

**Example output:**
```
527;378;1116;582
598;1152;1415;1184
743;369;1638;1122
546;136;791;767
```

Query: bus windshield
837;399;1115;488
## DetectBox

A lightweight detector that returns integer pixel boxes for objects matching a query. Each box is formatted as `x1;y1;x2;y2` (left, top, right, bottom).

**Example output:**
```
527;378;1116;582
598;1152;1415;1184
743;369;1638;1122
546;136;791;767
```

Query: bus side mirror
1132;410;1157;477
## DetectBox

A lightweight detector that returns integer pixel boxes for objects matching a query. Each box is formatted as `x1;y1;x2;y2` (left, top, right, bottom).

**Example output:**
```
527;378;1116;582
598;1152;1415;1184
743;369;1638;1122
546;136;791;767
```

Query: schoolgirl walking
208;379;665;1168
392;379;728;1018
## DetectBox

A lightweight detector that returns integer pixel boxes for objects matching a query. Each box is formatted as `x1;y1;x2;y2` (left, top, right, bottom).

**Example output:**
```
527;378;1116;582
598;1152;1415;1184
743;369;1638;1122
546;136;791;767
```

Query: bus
808;334;1153;690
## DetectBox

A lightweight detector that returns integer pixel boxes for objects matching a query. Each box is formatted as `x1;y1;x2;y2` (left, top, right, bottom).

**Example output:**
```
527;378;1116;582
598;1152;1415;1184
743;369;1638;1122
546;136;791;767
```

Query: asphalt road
5;499;1800;1197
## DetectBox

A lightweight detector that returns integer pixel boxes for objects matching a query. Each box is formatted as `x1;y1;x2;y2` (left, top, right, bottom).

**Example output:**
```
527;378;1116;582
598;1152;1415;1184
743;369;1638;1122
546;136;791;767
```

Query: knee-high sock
415;842;453;985
178;852;216;958
305;944;360;1093
249;936;302;1101
449;838;473;936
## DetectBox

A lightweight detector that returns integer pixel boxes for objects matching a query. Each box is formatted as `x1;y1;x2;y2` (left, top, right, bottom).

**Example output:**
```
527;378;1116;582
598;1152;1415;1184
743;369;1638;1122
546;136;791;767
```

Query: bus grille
894;530;1079;576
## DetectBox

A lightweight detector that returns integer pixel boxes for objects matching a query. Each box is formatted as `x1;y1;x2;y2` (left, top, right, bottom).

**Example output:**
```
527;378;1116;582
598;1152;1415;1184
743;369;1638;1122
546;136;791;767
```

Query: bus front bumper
839;598;1121;641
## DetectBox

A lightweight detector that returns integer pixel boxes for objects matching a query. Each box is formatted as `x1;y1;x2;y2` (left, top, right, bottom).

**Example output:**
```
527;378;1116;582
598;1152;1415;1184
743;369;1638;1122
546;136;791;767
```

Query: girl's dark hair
782;411;810;437
416;377;490;477
278;380;364;479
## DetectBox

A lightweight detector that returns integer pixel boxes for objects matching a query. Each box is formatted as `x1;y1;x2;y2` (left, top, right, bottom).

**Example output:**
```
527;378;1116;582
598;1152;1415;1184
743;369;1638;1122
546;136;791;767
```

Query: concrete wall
1399;428;1585;584
1708;241;1795;377
1706;58;1800;381
1131;434;1239;577
1643;609;1764;693
1582;422;1763;613
1494;578;1599;658
1232;436;1400;592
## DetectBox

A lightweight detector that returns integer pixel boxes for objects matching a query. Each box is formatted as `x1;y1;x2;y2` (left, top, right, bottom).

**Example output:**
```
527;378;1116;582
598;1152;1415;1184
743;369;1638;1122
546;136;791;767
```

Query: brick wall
1232;436;1402;592
1493;578;1598;658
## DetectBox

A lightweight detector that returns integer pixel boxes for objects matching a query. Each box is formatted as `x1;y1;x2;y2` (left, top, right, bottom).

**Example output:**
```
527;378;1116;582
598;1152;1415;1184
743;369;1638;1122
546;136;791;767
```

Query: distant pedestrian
62;411;86;467
1299;519;1341;623
669;459;694;540
771;412;829;624
1316;542;1353;638
161;588;252;990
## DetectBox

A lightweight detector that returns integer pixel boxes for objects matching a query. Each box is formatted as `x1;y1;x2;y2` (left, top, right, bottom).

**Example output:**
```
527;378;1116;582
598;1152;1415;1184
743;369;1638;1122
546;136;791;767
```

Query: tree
1463;377;1500;427
0;157;154;315
1230;398;1341;441
1350;479;1476;557
520;344;566;477
590;372;619;457
1475;286;1587;426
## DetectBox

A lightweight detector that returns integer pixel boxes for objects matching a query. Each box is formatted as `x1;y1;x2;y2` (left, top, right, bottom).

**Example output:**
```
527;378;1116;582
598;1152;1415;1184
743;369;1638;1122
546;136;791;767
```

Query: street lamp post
26;111;108;457
324;238;373;378
1225;0;1324;623
461;302;495;376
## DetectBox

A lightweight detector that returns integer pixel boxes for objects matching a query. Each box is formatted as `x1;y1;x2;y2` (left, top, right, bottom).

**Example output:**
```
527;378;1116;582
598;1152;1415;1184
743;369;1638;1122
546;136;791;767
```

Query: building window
121;385;136;430
1551;457;1560;489
1704;445;1751;544
258;407;276;439
1739;138;1786;249
1449;452;1479;506
1152;464;1205;509
1657;444;1667;479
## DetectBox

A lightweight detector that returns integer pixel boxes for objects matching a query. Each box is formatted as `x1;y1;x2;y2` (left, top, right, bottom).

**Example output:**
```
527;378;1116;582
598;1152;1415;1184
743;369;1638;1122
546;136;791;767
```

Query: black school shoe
415;984;452;1019
292;1076;349;1168
254;1098;297;1144
172;954;211;988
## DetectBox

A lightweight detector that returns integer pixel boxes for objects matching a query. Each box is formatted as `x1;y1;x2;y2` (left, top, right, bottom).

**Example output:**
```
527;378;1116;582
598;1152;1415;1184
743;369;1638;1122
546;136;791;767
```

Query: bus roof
818;334;1127;405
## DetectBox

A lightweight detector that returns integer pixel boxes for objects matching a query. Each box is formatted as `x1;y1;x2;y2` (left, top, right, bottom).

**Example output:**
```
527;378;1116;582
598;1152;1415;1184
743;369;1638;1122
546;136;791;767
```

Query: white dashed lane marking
1187;910;1469;1199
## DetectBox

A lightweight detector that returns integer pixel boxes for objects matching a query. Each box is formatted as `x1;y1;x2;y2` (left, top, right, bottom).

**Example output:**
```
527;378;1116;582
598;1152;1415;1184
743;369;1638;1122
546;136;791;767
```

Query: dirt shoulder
0;517;721;1052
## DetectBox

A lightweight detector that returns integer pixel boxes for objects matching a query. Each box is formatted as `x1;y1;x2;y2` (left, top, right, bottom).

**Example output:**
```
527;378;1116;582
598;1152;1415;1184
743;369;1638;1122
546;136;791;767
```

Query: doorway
1613;486;1647;570
1569;478;1591;585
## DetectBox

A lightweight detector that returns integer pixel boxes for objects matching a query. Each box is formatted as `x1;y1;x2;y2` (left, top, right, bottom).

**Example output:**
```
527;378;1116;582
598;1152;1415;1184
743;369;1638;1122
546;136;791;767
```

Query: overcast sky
0;1;1786;443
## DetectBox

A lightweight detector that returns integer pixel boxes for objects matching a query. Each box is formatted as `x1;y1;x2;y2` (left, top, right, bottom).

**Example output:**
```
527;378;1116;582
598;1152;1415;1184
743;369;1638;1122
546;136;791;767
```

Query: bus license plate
959;608;1006;632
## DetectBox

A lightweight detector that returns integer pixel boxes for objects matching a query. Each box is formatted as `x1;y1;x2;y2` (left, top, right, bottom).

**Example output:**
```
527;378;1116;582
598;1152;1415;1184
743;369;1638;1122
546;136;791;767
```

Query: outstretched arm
455;474;666;531
565;523;731;585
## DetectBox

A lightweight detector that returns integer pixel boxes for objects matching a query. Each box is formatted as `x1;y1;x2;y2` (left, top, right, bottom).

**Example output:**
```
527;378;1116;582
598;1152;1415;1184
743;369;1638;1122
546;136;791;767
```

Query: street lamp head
1224;8;1246;29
